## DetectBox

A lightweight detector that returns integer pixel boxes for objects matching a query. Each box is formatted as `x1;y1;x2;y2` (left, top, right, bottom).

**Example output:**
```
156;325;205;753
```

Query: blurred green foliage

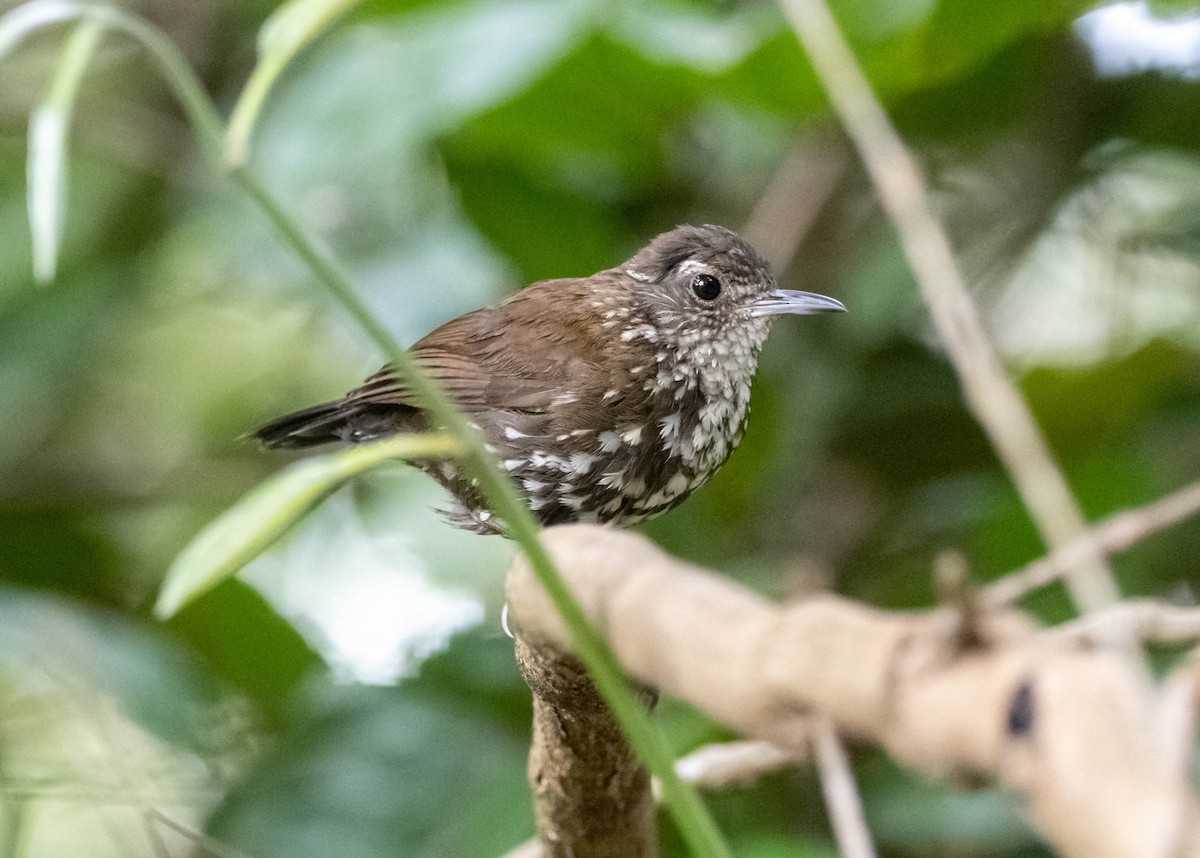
2;0;1200;855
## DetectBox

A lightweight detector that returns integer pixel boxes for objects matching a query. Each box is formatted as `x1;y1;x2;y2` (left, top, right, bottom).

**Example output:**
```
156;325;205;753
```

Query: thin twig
813;719;877;858
985;480;1200;606
741;136;848;273
150;809;256;858
774;0;1121;616
1049;599;1200;647
671;739;807;790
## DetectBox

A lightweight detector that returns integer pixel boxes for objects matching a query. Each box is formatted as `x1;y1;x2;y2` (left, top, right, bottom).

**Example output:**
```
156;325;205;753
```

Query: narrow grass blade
27;18;102;284
154;433;458;619
0;0;80;61
224;0;364;166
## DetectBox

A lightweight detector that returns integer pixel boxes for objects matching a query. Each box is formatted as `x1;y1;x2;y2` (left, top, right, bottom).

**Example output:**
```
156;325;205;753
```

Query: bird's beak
750;289;847;317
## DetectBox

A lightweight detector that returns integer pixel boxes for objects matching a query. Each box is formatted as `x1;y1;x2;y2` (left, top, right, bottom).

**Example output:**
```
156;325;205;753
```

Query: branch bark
513;635;657;857
506;525;1200;858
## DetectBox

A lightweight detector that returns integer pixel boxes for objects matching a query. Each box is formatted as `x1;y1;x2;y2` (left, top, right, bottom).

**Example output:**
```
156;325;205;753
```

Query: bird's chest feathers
646;321;763;474
478;315;766;525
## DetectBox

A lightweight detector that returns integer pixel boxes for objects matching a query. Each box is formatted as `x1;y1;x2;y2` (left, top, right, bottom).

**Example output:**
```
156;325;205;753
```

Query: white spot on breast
569;452;597;474
503;426;526;440
551;393;579;406
659;412;680;439
636;471;692;510
636;489;670;509
523;478;548;494
598;431;621;452
599;471;625;490
621;426;643;445
530;452;571;472
603;389;618;401
503;459;524;471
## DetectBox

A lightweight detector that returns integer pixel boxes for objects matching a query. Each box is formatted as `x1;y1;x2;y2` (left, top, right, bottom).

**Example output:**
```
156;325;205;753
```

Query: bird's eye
691;273;721;301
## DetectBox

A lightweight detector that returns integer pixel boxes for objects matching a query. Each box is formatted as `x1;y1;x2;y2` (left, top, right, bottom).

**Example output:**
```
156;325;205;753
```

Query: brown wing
340;278;614;415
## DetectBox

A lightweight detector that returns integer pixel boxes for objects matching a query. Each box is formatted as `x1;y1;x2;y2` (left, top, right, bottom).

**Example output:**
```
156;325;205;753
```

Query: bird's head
619;224;845;372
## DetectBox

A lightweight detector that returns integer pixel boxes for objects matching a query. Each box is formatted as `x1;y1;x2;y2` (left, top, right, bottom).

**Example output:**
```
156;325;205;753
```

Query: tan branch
774;0;1120;614
506;738;808;858
1050;599;1200;647
985;480;1200;606
506;526;1200;858
1161;653;1200;780
512;634;657;858
741;136;848;273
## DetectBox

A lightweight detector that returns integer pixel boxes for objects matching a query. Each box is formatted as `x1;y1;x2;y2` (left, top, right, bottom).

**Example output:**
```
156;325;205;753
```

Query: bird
255;224;845;534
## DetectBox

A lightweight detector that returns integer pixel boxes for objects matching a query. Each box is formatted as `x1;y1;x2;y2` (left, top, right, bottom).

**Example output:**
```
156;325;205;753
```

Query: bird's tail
254;399;422;449
253;400;351;449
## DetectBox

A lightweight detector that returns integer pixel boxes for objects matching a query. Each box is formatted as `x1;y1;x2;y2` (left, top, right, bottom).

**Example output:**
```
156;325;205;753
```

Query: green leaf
27;18;103;284
154;433;459;619
0;0;77;62
721;0;1099;114
208;633;533;858
225;0;366;165
441;33;706;280
0;584;224;750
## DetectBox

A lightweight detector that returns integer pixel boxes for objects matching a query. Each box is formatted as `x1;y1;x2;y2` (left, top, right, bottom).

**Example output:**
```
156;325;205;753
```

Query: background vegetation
2;0;1200;855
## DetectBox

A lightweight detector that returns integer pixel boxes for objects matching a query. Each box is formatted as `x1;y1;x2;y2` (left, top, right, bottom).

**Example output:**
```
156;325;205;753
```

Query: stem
27;17;102;283
774;0;1123;617
226;161;733;858
0;3;732;854
224;0;365;166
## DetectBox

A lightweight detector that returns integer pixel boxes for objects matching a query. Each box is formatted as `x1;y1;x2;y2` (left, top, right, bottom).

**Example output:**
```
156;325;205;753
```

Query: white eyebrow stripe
625;268;652;282
676;260;708;276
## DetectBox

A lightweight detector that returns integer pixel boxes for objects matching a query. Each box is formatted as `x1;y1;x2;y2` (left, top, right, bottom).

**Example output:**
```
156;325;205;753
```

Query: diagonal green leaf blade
224;0;365;166
155;433;458;619
0;0;79;61
27;17;103;284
